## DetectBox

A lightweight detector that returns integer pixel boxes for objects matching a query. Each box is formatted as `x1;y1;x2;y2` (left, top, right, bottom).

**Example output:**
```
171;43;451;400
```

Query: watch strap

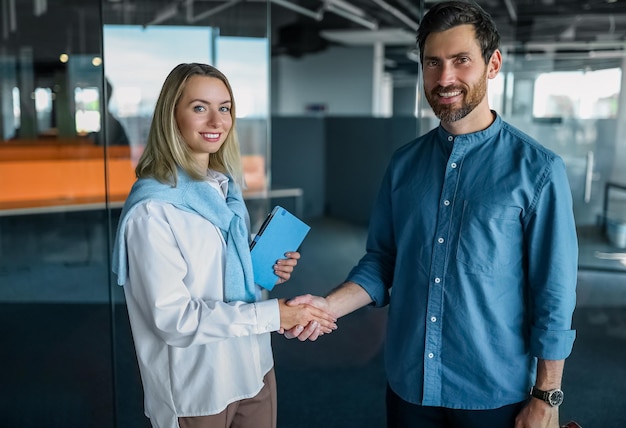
530;386;564;407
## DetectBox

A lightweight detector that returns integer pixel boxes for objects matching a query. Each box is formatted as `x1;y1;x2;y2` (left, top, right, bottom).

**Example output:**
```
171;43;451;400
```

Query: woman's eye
219;106;230;113
193;105;206;112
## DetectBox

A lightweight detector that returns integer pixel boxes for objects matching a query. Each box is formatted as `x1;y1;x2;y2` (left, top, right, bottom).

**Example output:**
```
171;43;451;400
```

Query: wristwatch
530;386;564;407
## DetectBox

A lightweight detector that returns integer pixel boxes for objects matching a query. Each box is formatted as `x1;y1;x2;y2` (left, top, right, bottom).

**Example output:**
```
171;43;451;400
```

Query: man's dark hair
416;1;500;65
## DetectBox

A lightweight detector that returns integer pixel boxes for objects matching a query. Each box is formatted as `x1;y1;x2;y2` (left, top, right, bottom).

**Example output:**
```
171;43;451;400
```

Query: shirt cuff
530;326;576;360
346;271;388;307
255;299;281;333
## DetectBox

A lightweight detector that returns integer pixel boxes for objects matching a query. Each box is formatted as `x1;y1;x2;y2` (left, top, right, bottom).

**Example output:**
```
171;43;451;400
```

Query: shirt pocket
456;202;523;274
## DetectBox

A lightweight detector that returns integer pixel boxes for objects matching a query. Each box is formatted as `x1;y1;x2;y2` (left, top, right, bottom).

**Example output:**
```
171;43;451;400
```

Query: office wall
270;117;326;218
324;116;419;225
270;45;420;223
271;45;375;116
271;116;420;224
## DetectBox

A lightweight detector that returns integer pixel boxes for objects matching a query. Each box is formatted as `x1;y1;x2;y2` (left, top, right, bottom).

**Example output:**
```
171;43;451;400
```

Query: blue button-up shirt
346;113;577;410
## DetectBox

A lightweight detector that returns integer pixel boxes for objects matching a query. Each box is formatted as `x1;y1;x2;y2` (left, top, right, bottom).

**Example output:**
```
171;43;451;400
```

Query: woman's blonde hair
135;63;244;187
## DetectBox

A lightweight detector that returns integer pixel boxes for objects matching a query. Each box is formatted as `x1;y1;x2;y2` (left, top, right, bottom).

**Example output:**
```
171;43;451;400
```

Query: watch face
548;389;564;406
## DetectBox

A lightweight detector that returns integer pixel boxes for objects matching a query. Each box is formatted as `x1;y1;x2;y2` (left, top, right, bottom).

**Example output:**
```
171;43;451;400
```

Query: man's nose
437;63;455;87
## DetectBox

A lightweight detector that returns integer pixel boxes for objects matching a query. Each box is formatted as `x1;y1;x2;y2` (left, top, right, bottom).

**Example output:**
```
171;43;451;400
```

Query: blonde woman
112;63;336;428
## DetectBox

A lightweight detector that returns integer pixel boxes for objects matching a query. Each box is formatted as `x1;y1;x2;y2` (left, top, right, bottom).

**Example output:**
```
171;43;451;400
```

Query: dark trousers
386;384;526;428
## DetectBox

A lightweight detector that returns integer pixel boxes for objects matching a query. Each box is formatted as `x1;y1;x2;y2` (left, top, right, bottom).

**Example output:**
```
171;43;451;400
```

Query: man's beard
426;73;487;123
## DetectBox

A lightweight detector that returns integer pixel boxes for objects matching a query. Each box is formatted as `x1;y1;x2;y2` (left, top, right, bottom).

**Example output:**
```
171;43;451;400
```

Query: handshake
277;294;337;341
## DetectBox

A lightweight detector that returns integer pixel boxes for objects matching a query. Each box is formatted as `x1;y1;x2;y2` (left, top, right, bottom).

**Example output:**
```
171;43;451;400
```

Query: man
285;1;578;427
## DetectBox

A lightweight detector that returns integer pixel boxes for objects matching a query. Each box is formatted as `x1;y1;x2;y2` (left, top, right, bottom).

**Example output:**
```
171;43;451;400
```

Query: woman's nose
206;110;221;127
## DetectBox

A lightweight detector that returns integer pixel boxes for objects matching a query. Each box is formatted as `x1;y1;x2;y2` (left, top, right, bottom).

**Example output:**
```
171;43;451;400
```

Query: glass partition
0;1;115;426
0;0;270;425
496;52;626;273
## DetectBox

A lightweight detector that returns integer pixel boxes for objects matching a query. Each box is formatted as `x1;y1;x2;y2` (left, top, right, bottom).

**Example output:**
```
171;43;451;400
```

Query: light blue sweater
112;169;257;302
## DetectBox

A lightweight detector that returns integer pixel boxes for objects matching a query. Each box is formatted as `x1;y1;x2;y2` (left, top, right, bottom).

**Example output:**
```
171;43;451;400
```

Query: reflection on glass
217;37;269;118
12;87;21;129
74;87;101;134
34;87;53;134
103;25;214;121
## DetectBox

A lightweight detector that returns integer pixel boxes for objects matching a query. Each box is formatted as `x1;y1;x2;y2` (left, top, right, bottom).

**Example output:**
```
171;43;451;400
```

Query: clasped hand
278;294;332;341
272;253;336;339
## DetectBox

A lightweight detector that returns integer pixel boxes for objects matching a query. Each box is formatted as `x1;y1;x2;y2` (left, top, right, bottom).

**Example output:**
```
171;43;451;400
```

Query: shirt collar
436;111;503;146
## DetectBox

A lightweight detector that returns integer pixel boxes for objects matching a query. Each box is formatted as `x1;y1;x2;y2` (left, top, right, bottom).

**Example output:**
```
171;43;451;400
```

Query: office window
533;68;621;119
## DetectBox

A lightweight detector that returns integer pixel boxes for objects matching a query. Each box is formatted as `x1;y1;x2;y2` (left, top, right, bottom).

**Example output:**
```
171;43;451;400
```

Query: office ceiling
101;0;626;77
266;0;626;75
5;0;626;80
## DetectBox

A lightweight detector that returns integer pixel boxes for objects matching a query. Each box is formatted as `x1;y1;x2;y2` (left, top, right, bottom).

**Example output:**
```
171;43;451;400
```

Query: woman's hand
277;298;337;334
273;251;300;285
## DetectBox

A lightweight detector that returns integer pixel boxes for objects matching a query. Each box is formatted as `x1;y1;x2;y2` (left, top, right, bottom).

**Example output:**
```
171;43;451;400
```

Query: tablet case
250;206;311;291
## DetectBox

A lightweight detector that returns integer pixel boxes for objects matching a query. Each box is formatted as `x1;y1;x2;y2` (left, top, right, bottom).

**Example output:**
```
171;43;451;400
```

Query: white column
611;56;626;185
372;42;385;117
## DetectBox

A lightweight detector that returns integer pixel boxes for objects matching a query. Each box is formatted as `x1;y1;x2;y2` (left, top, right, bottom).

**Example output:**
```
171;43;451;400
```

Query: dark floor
1;216;626;427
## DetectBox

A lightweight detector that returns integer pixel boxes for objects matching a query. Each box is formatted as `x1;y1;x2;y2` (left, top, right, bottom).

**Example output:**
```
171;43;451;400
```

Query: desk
0;142;136;217
1;140;305;217
0;188;304;218
577;225;626;273
0;198;125;217
243;187;304;218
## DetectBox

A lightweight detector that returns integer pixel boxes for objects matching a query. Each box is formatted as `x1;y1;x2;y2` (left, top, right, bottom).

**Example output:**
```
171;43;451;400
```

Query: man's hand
279;282;372;341
277;298;337;333
514;399;560;428
273;251;300;285
282;294;334;341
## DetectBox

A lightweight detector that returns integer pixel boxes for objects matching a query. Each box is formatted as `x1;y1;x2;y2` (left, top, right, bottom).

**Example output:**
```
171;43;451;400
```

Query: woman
112;63;337;428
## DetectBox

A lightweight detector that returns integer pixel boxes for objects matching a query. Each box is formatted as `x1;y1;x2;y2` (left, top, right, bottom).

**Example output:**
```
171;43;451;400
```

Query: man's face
422;24;493;123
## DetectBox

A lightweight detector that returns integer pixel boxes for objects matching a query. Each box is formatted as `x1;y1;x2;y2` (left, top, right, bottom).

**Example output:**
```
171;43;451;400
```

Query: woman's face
175;75;233;166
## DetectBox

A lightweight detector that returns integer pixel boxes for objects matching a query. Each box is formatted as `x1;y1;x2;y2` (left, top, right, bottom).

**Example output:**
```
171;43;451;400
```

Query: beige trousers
178;368;277;428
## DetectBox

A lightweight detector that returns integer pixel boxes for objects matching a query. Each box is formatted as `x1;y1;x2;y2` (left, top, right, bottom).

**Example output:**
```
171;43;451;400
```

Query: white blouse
123;171;280;428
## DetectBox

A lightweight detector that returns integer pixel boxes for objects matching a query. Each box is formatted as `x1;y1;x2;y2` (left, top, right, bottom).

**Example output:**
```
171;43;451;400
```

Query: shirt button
434;277;441;283
437;237;444;244
447;136;453;142
443;200;450;206
450;162;457;168
428;352;434;358
431;316;437;322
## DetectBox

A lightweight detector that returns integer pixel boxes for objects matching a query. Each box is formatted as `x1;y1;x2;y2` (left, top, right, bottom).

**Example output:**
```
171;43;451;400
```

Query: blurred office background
1;0;626;426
